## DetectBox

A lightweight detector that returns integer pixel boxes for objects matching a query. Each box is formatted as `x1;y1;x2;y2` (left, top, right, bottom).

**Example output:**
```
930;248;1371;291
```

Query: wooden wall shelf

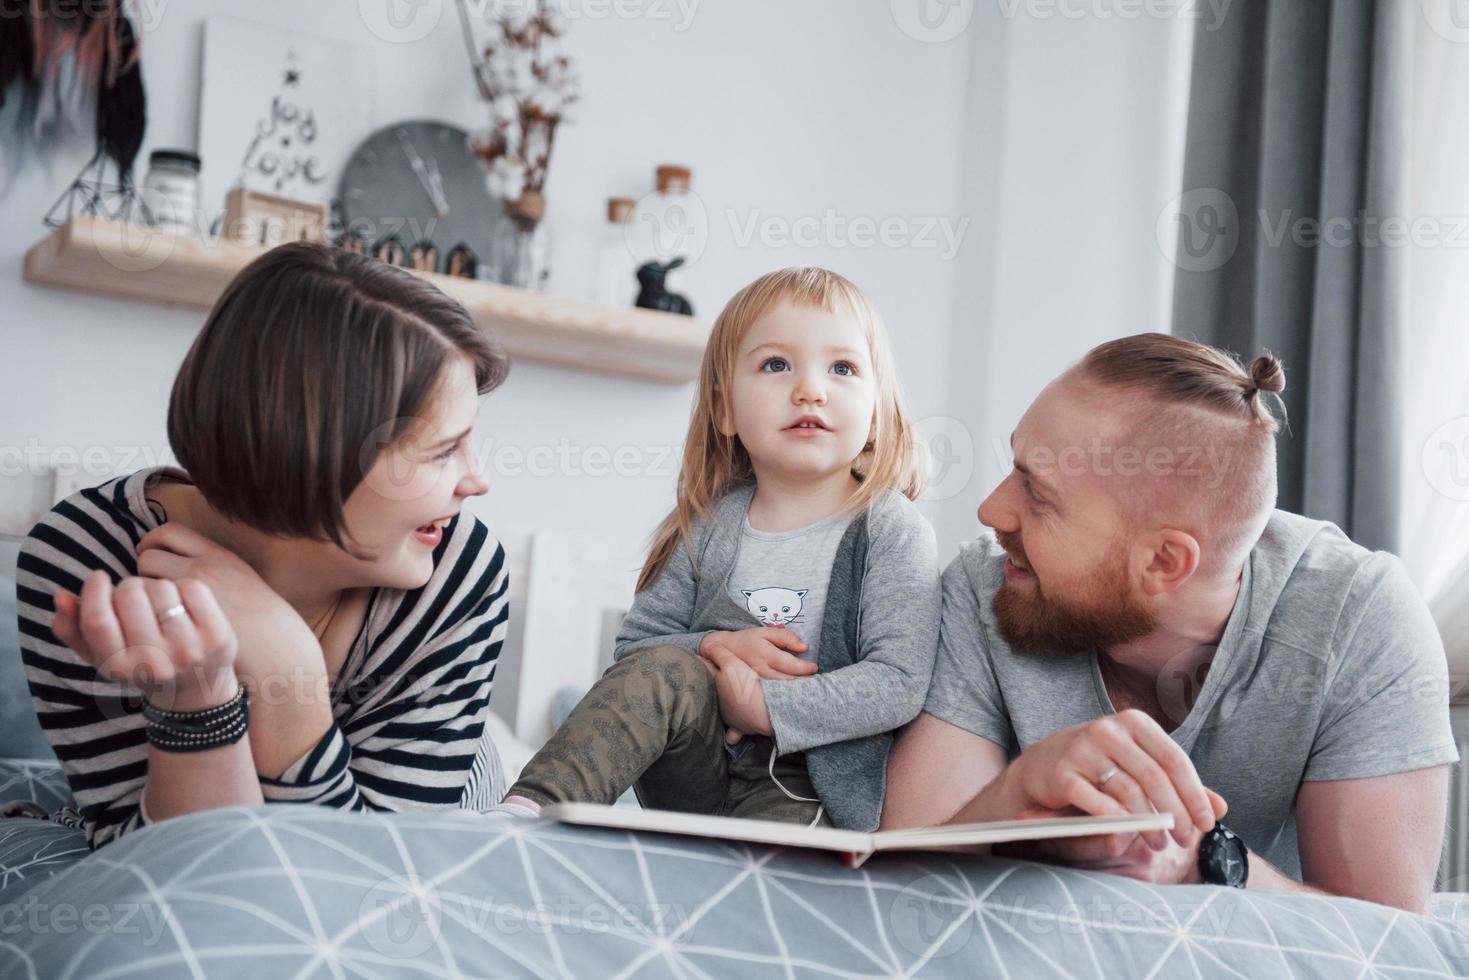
22;217;709;384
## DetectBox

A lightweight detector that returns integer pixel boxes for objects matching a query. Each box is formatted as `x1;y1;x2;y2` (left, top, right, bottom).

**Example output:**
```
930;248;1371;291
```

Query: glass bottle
595;197;638;307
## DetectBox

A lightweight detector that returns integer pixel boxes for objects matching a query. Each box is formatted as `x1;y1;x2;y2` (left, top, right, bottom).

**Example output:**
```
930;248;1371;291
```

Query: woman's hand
699;628;818;680
135;523;322;687
52;569;240;712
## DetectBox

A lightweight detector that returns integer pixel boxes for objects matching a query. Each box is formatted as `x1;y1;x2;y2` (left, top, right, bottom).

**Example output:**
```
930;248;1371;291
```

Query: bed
4;527;1468;978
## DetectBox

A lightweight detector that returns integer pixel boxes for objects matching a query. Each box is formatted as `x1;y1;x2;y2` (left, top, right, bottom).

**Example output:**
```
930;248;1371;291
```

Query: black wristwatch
1198;823;1249;888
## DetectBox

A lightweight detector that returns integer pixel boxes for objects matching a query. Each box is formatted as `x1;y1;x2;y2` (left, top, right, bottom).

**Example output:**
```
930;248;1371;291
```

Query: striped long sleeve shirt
15;466;510;847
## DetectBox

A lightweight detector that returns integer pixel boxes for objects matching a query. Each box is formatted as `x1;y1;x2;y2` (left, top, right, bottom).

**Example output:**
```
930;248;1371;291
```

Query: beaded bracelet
143;686;250;753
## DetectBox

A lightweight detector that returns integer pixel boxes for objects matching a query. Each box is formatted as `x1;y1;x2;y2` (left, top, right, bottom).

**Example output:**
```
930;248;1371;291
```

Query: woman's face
341;357;490;589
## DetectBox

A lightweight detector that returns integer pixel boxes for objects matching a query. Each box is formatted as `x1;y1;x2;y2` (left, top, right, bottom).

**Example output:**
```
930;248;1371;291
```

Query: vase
494;192;551;291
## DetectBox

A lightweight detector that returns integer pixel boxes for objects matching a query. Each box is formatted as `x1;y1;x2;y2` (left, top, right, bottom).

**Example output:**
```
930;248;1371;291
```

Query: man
884;333;1457;911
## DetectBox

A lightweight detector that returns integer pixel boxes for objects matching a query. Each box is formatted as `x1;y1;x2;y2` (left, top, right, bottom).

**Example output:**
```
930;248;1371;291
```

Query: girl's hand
135;523;320;679
52;569;240;712
701;643;775;744
699;628;818;680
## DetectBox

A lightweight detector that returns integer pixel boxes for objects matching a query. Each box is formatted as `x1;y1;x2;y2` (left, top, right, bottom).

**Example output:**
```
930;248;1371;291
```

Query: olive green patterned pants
507;645;830;826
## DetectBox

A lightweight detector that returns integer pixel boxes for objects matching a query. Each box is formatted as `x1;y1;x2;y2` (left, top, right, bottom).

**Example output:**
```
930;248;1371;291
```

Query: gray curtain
1170;0;1409;553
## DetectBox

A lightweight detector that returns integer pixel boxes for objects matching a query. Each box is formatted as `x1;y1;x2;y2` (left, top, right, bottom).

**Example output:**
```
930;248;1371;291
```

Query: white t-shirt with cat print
728;512;849;664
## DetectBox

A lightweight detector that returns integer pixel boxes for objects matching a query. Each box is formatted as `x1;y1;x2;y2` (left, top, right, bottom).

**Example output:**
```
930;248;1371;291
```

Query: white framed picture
198;17;372;224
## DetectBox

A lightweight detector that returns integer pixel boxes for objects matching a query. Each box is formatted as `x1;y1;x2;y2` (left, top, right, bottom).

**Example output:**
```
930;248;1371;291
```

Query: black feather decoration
0;3;37;120
95;11;146;179
2;1;147;181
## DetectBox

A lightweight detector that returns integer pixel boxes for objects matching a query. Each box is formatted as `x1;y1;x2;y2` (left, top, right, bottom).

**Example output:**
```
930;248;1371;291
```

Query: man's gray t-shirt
923;509;1459;877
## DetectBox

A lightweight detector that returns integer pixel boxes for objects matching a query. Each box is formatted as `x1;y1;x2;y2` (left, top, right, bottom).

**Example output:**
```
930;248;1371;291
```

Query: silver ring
1097;766;1121;789
156;604;187;625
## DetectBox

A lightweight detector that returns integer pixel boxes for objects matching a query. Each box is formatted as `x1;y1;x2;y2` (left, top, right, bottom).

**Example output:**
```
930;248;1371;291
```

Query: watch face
1202;826;1249;888
338;120;504;267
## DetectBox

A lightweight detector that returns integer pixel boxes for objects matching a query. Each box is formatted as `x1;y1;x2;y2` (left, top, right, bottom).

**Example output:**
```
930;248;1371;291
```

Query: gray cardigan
615;482;942;831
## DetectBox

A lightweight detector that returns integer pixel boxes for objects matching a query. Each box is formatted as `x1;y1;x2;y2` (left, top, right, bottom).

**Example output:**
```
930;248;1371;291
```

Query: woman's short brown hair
167;242;509;552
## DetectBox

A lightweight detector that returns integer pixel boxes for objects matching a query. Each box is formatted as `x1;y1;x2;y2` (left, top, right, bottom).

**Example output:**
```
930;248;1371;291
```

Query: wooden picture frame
222;187;329;247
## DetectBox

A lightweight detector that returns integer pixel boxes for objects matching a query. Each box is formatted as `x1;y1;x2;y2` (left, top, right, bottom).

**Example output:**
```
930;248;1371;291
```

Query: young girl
502;267;941;831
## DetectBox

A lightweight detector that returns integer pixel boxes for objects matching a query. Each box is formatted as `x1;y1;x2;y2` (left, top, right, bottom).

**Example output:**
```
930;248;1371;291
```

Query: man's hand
1000;821;1205;884
701;642;775;744
994;709;1219;849
699;628;817;680
995;796;1226;884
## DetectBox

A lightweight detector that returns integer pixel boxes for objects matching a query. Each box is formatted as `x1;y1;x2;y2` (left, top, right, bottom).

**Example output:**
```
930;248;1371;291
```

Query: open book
541;802;1174;869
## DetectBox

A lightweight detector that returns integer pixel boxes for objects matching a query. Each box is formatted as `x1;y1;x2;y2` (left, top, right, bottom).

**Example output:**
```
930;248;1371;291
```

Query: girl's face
341;357;490;589
721;301;877;484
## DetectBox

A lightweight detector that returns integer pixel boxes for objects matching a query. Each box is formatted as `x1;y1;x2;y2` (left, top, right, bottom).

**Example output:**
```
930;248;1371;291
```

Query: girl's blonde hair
637;267;924;592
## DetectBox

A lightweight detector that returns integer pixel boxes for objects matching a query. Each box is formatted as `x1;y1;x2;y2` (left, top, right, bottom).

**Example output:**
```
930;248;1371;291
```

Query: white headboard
492;524;639;749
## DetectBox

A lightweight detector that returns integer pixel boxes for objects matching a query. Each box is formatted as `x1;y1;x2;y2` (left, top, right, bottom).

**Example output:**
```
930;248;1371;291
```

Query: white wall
0;1;1194;572
0;0;970;575
934;4;1195;554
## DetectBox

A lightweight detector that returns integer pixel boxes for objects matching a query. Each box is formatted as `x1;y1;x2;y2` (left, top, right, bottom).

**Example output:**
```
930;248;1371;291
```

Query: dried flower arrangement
456;0;581;227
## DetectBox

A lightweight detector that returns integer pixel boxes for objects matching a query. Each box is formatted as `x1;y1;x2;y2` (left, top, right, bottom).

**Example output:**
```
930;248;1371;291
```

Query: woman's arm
251;529;510;812
19;500;272;845
26;560;265;843
134;523;339;781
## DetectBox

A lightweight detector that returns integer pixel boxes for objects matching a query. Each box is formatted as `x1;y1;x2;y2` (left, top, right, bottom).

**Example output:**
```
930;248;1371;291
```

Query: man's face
977;375;1157;653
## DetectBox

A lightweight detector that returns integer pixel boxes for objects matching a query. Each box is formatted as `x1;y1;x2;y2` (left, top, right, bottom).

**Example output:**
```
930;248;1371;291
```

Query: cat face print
741;587;808;628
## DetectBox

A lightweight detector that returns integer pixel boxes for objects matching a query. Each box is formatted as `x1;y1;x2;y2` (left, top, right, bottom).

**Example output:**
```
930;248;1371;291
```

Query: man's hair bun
1248;353;1285;395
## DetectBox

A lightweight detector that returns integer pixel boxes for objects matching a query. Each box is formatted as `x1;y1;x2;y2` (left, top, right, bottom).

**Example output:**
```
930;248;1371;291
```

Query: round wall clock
338;119;504;272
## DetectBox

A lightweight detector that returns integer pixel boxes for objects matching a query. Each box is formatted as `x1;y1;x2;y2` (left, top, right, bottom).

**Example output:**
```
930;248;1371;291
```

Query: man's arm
1292;766;1450;911
882;711;1007;829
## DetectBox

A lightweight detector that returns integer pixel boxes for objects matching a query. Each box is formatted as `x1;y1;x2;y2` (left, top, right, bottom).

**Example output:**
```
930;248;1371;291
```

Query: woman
15;242;511;847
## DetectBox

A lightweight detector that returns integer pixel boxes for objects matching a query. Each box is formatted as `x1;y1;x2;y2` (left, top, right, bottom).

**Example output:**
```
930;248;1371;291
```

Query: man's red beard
993;530;1156;653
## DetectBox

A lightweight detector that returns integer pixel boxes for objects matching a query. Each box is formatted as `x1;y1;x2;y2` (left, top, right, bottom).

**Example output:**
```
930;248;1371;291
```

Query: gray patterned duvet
2;760;1467;979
